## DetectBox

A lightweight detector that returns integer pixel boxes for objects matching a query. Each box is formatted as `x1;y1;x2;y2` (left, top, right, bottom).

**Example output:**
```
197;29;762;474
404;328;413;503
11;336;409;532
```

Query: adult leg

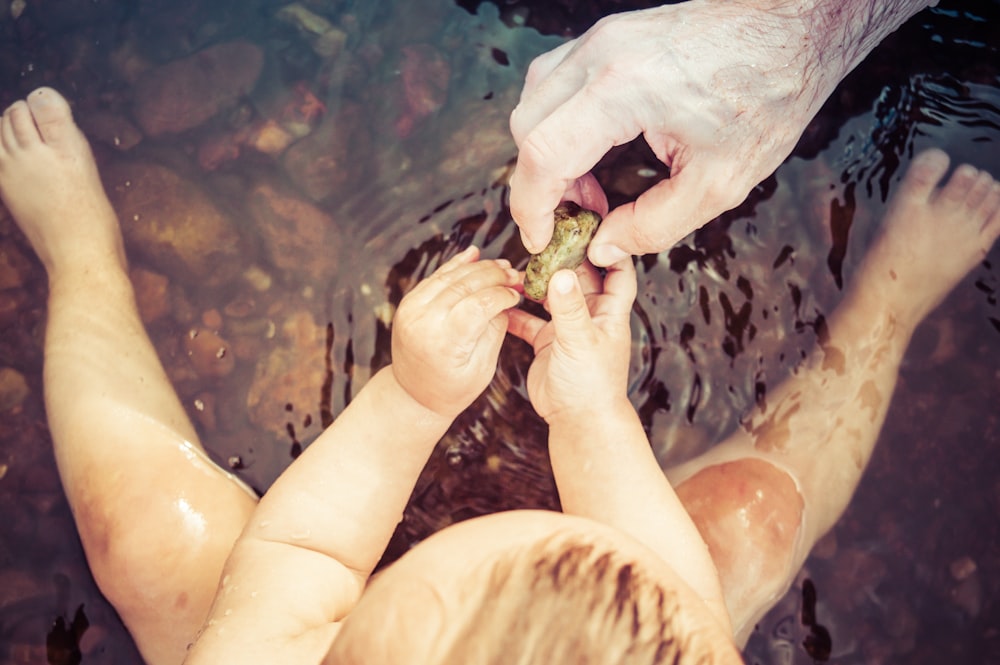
665;149;1000;642
0;88;257;664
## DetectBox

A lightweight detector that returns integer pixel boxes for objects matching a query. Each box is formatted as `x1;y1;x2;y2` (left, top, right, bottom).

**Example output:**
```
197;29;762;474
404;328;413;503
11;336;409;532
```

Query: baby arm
185;247;521;664
507;261;728;627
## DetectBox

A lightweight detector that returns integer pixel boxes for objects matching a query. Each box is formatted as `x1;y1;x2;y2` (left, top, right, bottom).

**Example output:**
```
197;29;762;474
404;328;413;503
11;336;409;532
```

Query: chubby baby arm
508;259;729;628
184;247;520;665
508;259;665;524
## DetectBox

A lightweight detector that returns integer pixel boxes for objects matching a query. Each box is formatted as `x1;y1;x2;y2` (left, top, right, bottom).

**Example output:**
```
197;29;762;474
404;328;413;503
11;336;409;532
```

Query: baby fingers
414;255;520;310
447;283;522;343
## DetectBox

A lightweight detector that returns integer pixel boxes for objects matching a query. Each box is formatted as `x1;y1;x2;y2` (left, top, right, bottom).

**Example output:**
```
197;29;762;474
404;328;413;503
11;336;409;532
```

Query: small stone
949;555;977;581
132;41;264;136
130;267;170;324
0;242;32;290
184;328;235;379
201;308;223;330
950;574;982;618
523;202;602;300
0;367;29;412
243;266;273;292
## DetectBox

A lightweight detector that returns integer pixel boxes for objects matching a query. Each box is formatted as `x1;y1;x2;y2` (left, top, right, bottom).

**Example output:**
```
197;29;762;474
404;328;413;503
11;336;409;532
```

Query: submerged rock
77;109;144;151
0;367;28;413
276;3;347;58
184;327;236;379
247;310;330;445
282;103;371;201
103;161;243;285
0;242;32;290
248;183;340;281
130;267;171;324
394;44;450;138
132;41;264;136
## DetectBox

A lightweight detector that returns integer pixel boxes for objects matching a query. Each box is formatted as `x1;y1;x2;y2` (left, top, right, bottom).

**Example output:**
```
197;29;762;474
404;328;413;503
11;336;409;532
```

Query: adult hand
391;246;521;418
507;258;636;424
508;0;931;265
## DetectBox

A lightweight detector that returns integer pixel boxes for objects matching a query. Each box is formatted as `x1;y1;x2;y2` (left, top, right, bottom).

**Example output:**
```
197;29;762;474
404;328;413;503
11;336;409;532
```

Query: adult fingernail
519;230;539;254
590;243;627;267
551;271;574;295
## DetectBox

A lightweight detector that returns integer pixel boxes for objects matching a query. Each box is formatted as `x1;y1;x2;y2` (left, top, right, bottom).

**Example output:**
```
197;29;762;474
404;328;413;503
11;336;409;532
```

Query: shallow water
0;0;997;663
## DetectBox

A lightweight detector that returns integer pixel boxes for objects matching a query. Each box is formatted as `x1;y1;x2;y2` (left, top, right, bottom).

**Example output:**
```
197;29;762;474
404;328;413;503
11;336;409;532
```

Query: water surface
0;1;997;663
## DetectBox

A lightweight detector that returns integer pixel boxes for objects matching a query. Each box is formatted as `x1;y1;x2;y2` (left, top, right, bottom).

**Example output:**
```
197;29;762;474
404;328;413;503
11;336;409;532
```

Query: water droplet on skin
291;530;311;540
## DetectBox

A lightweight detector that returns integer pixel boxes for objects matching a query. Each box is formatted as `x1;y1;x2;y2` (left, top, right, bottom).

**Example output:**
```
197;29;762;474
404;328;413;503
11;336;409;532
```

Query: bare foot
856;148;1000;325
0;87;125;275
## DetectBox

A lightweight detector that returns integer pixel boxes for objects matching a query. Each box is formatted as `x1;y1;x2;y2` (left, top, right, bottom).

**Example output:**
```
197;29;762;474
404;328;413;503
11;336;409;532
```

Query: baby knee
677;458;804;580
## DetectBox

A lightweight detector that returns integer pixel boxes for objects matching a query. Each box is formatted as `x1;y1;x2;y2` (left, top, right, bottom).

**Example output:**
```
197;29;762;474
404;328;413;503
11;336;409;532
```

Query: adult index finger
509;86;640;253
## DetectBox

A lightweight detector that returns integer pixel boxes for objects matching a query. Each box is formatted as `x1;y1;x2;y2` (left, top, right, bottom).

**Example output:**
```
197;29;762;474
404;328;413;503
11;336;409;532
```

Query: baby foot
856;148;1000;325
0;87;125;275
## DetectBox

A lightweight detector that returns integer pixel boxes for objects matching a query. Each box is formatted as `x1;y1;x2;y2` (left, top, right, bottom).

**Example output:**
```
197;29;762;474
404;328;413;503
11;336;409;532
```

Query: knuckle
627;206;673;251
519;131;561;173
524;55;549;87
445;280;475;301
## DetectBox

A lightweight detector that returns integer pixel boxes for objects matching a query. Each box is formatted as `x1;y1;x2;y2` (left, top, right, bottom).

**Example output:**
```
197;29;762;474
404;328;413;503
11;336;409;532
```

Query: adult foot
0;87;124;275
856;148;1000;324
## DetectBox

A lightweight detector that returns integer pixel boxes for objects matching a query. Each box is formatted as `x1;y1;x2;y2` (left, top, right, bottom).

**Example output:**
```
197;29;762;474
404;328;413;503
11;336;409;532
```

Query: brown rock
394;44;450;138
248;183;339;280
0;567;45;612
247;310;329;443
183;327;236;379
950;573;983;618
0;241;32;290
103;160;243;284
77;109;143;151
132;41;264;136
438;96;516;178
0;367;29;413
275;3;347;58
282;102;370;201
130;267;171;324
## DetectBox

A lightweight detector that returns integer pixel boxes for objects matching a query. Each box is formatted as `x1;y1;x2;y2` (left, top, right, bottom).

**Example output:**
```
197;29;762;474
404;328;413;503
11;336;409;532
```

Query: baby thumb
547;270;592;343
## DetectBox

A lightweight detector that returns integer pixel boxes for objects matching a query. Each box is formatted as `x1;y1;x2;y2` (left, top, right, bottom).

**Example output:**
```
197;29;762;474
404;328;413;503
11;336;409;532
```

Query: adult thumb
546;270;592;344
588;170;714;265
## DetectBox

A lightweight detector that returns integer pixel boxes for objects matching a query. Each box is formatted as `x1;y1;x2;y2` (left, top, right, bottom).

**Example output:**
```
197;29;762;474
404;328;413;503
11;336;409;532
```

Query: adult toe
25;87;77;146
2;100;39;150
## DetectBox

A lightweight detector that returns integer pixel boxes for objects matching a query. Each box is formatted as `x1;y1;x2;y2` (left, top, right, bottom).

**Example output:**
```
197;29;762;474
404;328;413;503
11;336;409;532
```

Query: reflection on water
0;0;997;663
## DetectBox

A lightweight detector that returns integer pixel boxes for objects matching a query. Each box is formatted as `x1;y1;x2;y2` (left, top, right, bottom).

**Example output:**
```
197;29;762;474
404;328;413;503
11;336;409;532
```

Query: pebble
949;555;977;581
0;366;29;412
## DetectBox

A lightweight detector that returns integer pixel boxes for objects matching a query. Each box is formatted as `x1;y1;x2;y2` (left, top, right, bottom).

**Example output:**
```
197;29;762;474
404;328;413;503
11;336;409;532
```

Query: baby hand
507;257;636;424
391;246;521;418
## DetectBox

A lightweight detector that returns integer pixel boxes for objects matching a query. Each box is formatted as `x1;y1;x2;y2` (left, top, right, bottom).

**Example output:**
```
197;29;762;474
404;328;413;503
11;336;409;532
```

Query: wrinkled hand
509;1;843;265
392;246;521;418
507;258;636;423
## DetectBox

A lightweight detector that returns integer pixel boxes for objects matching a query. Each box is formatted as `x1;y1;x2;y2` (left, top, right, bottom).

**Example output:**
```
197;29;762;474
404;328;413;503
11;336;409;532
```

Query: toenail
957;165;979;178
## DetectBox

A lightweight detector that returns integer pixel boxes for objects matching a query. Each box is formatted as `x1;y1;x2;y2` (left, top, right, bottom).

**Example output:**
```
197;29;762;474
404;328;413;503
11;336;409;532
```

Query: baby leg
0;88;257;665
666;149;1000;642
